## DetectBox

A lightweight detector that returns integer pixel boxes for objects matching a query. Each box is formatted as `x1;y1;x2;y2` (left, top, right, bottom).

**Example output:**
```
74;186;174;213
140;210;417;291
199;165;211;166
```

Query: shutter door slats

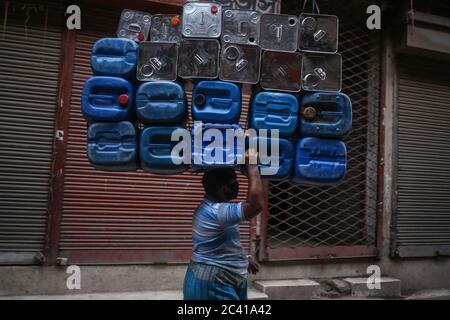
395;55;450;258
0;2;63;263
60;7;250;263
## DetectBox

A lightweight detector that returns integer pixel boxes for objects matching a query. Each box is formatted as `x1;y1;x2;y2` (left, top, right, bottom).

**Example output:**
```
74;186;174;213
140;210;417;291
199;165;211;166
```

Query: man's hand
245;147;259;166
247;255;260;275
242;148;264;220
242;145;263;220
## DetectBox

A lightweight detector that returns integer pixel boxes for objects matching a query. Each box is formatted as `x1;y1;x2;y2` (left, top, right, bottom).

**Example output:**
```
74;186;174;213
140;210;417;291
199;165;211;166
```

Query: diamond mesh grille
267;2;381;254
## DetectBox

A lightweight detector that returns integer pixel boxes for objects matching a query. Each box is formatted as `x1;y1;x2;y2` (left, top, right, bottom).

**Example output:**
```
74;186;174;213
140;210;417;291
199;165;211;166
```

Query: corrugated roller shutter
0;1;63;264
59;7;250;264
395;55;450;258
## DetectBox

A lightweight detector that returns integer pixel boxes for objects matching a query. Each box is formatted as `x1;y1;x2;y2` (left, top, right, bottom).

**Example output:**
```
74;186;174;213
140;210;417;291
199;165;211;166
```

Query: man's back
183;165;263;300
191;197;248;277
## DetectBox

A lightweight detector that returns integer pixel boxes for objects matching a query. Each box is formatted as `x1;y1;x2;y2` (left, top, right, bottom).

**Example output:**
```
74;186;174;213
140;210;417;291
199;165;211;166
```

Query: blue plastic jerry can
87;121;138;171
293;137;347;186
192;81;241;124
191;123;245;170
91;38;138;79
136;81;187;124
300;92;352;138
250;91;299;136
140;126;188;174
248;136;294;180
81;76;134;122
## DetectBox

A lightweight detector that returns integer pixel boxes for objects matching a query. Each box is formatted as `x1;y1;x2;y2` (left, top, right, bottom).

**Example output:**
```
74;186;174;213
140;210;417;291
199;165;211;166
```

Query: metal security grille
264;3;380;260
0;1;63;264
394;56;450;258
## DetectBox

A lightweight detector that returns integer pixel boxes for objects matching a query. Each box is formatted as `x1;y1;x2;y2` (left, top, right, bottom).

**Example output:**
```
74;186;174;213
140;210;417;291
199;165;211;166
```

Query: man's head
202;168;239;202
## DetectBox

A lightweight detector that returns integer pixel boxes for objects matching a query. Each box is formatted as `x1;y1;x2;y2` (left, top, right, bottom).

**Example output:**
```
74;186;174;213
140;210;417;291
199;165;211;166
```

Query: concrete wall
0;265;188;296
2;258;450;296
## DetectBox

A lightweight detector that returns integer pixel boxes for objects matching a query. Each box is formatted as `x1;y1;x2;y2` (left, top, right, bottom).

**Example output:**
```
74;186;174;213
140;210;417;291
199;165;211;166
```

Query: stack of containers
249;13;301;180
82;5;352;186
295;9;352;186
82;9;189;174
136;12;188;174
248;6;352;186
81;10;152;171
82;36;139;171
181;3;246;169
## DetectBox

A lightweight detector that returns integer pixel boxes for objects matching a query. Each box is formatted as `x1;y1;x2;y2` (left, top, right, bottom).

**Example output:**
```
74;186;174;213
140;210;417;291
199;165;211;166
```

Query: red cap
137;32;145;41
211;5;218;14
118;94;129;106
171;16;180;26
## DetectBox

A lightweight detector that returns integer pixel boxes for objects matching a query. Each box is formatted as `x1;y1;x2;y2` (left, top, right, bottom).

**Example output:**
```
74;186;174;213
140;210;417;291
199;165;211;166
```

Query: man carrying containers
83;0;351;301
183;149;263;300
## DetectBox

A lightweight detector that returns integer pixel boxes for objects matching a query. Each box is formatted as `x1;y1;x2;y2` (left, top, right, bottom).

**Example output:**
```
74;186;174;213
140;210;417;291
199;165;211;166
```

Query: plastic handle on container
274;24;283;42
88;94;116;104
318;111;343;117
209;97;233;107
148;142;171;149
148;143;172;156
128;23;142;33
265;114;291;124
238;21;248;36
266;102;292;113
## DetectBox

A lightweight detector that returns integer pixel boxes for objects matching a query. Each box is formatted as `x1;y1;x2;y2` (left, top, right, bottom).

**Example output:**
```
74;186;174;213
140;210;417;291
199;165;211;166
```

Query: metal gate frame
44;25;75;265
258;8;385;262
